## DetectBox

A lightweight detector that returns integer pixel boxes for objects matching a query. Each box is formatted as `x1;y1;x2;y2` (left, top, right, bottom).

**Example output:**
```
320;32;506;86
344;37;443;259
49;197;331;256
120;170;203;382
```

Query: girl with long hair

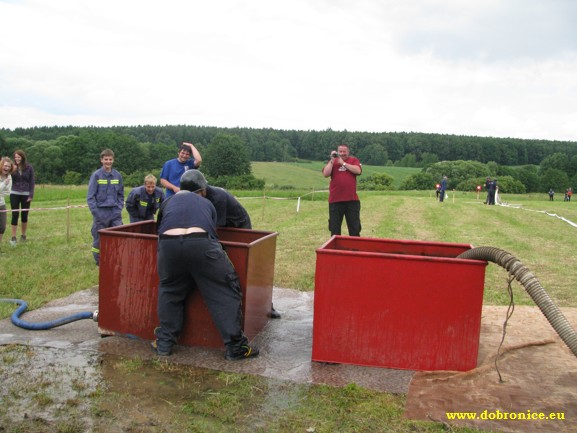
0;157;13;247
10;150;35;246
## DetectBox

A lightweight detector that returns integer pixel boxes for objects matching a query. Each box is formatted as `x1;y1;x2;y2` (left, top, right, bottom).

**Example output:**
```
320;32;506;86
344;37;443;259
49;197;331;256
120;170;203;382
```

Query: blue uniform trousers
91;207;122;265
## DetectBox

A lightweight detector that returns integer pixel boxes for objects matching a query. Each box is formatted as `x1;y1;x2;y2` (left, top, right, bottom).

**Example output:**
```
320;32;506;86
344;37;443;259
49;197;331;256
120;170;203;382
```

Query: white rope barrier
0;190;330;214
235;189;329;212
497;202;577;228
0;204;89;213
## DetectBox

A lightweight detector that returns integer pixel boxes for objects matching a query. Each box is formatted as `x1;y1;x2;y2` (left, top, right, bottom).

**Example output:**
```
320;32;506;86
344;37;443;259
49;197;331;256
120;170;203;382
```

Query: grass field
2;185;576;313
1;183;576;433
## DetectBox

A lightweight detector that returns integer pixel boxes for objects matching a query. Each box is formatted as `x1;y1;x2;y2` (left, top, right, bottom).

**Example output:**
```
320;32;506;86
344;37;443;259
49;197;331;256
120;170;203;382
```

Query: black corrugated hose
457;246;577;357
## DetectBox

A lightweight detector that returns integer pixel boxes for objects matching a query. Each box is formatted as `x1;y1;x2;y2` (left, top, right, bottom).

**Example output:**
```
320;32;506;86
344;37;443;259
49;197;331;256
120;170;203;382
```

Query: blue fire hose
0;298;97;330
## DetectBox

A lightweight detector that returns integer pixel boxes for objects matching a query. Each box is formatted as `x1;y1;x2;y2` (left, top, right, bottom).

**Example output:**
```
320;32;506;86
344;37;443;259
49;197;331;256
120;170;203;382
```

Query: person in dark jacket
87;149;124;265
153;170;259;360
204;184;281;318
126;174;164;223
205;185;251;229
9;150;35;246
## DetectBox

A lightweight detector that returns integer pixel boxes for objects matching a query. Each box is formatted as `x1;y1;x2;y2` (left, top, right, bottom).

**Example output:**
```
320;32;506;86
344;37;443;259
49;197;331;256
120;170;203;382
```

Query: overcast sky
1;0;576;141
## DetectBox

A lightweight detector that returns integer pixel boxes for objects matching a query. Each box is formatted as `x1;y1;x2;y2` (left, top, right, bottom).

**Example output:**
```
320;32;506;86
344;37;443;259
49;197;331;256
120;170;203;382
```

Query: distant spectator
322;144;362;236
0;157;14;247
439;176;447;203
9;150;35;246
548;188;554;201
126;174;164;223
487;178;497;205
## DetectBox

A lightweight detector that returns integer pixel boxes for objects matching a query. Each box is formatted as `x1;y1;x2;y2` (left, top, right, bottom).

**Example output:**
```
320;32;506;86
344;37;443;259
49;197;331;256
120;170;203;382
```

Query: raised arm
183;142;202;168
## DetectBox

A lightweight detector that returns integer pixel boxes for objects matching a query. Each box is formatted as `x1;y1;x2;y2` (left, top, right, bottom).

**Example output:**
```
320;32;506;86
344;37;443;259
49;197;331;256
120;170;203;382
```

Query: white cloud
1;0;576;141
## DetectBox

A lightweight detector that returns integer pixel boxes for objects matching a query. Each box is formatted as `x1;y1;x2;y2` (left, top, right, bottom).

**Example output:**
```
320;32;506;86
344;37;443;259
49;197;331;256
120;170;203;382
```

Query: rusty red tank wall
312;236;487;371
97;221;277;348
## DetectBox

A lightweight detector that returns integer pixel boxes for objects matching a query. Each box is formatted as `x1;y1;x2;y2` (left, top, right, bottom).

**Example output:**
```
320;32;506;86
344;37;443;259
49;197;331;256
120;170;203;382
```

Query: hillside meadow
251;161;420;189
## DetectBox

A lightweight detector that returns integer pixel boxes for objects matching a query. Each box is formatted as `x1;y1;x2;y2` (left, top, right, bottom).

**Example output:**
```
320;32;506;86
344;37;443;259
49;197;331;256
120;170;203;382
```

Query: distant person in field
0;157;14;247
87;149;124;266
322;143;362;236
160;142;202;198
126;174;164;223
439;175;448;203
548;188;555;201
9;150;35;246
487;178;497;205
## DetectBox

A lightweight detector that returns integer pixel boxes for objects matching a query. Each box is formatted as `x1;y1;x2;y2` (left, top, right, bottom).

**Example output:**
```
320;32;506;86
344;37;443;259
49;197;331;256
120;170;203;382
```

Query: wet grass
92;355;489;433
0;345;495;433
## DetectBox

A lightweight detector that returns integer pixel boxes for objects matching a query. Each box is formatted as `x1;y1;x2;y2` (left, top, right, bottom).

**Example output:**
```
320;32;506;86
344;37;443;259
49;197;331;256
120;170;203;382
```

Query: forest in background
1;124;576;192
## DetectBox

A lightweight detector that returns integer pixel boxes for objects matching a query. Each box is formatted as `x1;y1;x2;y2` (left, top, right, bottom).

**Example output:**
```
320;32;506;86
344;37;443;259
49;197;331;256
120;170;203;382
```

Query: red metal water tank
97;221;278;348
312;236;487;371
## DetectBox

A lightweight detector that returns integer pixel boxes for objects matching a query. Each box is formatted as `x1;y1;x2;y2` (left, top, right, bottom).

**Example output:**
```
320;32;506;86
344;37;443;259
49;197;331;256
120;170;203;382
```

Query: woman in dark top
10;150;35;246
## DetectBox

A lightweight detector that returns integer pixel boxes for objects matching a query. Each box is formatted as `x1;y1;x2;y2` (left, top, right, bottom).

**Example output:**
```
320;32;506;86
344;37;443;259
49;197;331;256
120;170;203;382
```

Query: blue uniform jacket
87;168;124;214
126;185;164;223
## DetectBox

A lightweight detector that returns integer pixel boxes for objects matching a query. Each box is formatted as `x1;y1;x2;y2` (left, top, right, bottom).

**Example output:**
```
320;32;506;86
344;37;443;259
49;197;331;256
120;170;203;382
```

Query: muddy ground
1;287;576;433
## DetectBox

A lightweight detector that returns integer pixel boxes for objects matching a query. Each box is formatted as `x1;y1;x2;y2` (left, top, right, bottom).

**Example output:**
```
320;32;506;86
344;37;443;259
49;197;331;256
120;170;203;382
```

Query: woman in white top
0;157;13;247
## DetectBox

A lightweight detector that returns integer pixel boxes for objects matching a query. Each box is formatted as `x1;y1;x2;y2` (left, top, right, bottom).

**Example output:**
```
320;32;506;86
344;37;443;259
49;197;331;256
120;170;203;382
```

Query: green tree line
1;125;576;191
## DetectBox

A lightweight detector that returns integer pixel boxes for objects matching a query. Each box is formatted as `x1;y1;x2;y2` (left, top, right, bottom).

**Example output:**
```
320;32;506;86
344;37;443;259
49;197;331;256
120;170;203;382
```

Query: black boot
270;304;281;319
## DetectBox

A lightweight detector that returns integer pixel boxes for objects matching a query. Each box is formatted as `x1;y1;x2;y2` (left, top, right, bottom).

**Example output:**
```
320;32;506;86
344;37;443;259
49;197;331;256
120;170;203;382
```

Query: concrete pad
0;286;414;394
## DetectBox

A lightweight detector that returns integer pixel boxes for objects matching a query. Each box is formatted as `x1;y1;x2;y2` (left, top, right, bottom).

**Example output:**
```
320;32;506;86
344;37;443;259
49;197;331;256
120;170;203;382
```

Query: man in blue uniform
87;149;124;265
159;142;202;198
152;170;259;360
126;174;164;223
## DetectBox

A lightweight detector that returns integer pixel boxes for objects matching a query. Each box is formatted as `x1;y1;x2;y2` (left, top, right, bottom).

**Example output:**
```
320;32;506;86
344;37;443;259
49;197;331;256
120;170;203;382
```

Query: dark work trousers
156;235;246;353
328;200;361;236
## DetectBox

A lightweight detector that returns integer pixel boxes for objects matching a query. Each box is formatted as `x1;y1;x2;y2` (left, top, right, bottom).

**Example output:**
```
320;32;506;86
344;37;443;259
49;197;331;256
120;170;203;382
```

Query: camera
331;151;338;158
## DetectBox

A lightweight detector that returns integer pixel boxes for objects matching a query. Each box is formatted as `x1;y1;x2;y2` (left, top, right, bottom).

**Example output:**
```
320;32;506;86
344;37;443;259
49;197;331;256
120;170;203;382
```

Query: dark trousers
329;200;361;236
156;236;246;352
10;194;31;225
488;191;496;205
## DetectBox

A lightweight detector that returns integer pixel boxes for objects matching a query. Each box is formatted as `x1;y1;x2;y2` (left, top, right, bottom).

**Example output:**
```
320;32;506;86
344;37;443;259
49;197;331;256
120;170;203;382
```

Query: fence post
66;198;71;241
